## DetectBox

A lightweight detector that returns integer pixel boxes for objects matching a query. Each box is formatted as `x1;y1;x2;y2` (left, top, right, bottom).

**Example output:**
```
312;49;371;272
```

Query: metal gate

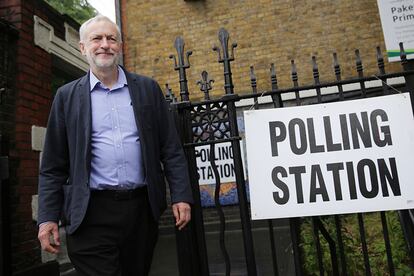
167;28;414;275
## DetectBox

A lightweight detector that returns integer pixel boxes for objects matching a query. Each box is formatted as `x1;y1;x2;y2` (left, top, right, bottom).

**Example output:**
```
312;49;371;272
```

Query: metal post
170;37;192;102
213;28;257;276
169;38;210;276
399;42;414;266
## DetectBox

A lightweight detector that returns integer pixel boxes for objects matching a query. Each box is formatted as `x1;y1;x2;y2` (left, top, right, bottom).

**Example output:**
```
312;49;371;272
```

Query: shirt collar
89;66;128;92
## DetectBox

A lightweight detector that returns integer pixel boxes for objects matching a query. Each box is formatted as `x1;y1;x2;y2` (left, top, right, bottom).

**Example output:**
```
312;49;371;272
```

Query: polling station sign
244;93;414;220
195;142;246;185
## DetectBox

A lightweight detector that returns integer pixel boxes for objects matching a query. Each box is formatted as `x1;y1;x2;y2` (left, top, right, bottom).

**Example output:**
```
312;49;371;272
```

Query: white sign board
244;93;414;220
195;142;246;185
377;0;414;62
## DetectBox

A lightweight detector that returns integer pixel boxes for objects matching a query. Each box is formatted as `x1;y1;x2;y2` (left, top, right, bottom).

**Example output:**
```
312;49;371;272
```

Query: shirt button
114;126;118;129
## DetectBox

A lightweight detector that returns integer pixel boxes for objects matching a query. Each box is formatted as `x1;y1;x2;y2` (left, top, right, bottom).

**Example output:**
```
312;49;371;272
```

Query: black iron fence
166;28;414;275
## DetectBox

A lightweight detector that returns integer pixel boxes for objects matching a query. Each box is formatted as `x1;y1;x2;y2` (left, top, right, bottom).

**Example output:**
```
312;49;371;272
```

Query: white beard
87;52;120;69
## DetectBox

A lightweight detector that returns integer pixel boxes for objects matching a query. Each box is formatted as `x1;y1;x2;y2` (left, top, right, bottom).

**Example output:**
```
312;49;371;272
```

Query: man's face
80;20;122;71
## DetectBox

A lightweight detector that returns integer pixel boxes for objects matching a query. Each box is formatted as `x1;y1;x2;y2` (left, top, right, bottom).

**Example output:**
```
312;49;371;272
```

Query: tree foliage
44;0;97;24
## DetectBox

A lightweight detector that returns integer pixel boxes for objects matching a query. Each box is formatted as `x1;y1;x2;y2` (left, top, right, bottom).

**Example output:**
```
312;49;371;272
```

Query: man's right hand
38;222;60;254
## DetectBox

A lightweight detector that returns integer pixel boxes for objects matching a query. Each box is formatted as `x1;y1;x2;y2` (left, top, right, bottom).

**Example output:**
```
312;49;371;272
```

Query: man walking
37;15;192;276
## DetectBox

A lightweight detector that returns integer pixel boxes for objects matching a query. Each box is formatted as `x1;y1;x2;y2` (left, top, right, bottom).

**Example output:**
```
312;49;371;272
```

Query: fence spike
291;59;299;86
376;46;385;75
175;36;192;68
213;28;237;95
250;66;257;92
376;46;390;95
164;83;176;103
312;56;322;103
355;49;364;78
218;28;236;61
270;63;278;91
269;63;283;108
399;42;407;66
250;66;258;109
355;49;368;98
333;52;341;81
333;52;345;100
291;60;300;105
170;36;192;101
197;71;214;100
312;56;320;84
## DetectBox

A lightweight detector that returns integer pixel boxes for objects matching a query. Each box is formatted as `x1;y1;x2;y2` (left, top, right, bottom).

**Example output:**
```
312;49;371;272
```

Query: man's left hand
172;202;191;230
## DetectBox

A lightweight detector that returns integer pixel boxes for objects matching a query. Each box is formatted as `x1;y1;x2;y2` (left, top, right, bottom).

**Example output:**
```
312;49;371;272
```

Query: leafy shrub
300;211;412;275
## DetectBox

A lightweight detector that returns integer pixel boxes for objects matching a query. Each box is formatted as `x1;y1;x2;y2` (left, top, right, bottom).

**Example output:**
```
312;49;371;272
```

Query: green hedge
300;212;413;275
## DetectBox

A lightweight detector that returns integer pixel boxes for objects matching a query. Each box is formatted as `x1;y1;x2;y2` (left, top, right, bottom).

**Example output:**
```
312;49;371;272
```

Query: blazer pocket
60;184;73;226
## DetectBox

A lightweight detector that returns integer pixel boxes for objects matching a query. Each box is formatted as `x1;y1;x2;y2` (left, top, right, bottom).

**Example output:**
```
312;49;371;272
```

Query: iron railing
166;28;414;275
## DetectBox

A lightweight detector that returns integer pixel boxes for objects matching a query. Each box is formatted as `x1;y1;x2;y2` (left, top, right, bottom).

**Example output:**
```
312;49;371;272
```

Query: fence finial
333;52;341;81
312;56;320;84
270;63;278;90
197;71;214;100
291;59;300;105
169;36;192;101
213;28;237;95
250;66;259;109
333;52;345;100
312;56;322;103
291;59;298;86
355;49;364;78
164;83;176;103
376;46;385;75
249;66;257;92
399;42;407;66
269;63;282;108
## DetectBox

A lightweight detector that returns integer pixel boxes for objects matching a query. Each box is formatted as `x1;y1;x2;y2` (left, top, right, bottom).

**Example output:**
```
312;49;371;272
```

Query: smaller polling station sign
195;142;246;185
244;93;414;220
377;0;414;61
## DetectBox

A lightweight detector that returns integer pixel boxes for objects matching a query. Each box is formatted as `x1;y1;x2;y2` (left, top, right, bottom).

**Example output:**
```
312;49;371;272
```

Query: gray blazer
38;70;193;234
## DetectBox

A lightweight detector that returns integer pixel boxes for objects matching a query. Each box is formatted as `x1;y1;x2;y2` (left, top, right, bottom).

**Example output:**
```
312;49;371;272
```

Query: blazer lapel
77;73;92;173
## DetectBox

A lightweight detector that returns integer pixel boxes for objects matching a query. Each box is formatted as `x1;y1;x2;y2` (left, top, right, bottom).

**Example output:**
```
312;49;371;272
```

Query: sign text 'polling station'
244;93;414;219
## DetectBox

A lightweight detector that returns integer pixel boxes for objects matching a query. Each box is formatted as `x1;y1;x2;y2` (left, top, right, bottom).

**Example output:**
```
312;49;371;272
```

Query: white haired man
37;15;193;276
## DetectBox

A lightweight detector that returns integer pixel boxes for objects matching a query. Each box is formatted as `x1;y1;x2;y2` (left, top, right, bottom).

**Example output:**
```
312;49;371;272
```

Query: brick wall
0;0;80;274
120;0;401;100
0;0;52;273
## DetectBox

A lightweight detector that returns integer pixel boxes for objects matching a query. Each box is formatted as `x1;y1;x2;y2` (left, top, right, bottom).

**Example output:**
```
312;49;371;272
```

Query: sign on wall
377;0;414;61
244;93;414;220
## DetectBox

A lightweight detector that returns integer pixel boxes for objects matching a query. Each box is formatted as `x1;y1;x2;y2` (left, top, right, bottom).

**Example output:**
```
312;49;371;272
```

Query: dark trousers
66;188;158;276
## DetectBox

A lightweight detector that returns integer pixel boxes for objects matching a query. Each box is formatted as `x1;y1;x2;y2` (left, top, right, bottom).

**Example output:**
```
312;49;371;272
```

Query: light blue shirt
89;67;145;190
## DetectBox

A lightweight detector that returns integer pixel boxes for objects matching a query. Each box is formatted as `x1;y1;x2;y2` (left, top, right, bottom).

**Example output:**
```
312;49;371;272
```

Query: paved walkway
62;221;295;275
150;222;295;276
